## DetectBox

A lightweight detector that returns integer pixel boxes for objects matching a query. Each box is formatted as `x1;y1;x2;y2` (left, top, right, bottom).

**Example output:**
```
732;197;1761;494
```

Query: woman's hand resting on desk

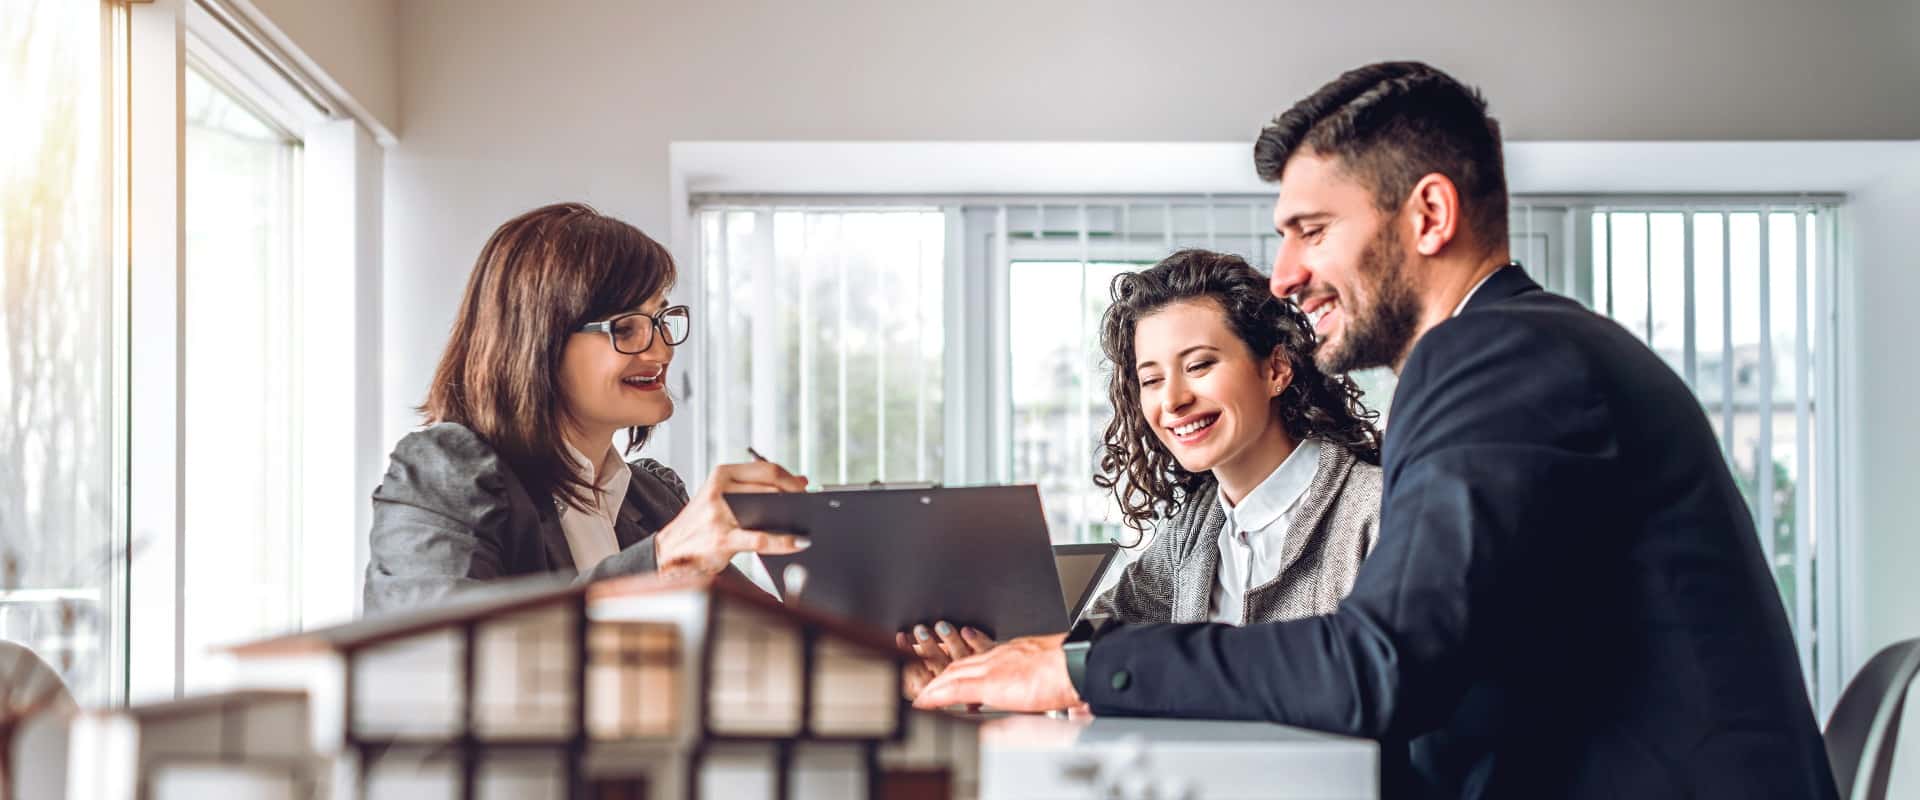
898;621;998;700
652;461;809;575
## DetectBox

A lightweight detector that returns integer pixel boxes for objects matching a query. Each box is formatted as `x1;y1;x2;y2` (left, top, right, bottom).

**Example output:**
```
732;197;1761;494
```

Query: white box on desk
980;716;1377;800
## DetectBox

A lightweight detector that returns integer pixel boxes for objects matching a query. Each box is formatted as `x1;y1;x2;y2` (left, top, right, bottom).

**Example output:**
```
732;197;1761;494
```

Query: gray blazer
364;422;689;614
1088;439;1382;626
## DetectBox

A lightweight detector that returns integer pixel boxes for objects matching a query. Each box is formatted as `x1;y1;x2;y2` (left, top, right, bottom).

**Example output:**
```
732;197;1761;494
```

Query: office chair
1;640;76;800
1825;636;1920;800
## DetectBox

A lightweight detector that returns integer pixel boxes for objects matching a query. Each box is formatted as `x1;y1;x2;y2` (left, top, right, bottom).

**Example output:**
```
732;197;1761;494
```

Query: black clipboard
726;484;1069;640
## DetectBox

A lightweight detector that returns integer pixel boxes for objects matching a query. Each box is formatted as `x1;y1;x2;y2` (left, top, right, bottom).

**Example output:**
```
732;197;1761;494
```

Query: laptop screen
1052;543;1119;622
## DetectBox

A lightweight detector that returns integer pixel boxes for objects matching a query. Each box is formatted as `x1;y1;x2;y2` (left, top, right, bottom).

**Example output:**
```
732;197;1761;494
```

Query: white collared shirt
559;441;632;573
1452;268;1501;318
1209;438;1322;625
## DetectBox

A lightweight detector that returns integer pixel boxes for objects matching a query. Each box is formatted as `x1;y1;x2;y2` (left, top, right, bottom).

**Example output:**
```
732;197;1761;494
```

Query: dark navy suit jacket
1077;266;1836;799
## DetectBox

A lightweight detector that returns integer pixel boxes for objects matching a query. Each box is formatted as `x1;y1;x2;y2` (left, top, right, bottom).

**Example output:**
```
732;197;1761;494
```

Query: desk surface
980;716;1378;800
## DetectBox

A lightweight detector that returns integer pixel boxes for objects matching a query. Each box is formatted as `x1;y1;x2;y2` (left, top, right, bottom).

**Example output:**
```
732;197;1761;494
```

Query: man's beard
1317;224;1421;374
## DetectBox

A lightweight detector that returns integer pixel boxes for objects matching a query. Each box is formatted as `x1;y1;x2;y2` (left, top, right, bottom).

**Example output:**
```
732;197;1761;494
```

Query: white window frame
687;196;1574;485
125;0;384;702
681;186;1848;712
668;141;1878;716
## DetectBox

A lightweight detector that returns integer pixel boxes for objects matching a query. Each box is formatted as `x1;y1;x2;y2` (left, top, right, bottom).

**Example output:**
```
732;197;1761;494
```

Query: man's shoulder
1387;296;1620;457
1405;297;1599;387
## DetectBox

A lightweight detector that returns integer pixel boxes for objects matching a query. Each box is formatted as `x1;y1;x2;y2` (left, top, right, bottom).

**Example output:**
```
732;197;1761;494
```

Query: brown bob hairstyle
421;202;676;512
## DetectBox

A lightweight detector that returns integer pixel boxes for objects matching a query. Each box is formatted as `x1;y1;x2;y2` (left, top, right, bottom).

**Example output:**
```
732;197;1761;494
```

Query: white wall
1846;153;1920;664
242;0;399;140
385;0;1920;452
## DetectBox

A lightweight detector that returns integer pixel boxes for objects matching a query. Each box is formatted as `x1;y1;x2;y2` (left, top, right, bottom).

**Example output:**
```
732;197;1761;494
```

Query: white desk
979;716;1377;799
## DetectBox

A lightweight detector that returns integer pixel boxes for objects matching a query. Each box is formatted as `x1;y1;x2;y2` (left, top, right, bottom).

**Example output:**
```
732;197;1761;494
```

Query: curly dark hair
1094;249;1382;532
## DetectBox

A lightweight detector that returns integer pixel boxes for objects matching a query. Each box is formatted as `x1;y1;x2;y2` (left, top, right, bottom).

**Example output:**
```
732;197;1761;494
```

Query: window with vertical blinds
692;194;1842;708
696;209;946;487
1573;202;1842;709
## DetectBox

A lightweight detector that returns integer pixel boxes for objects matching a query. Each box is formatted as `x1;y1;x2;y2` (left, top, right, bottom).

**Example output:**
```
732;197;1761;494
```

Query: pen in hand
747;447;806;493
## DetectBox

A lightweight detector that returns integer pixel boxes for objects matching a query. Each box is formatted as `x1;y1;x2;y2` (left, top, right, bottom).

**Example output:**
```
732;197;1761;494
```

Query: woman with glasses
364;203;809;613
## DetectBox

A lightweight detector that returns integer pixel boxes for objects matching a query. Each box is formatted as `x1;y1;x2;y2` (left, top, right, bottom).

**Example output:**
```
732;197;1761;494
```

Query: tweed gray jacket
364;422;690;614
1087;439;1383;626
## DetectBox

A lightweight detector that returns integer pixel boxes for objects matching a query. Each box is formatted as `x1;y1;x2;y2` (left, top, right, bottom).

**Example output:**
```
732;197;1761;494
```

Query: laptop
1051;542;1120;623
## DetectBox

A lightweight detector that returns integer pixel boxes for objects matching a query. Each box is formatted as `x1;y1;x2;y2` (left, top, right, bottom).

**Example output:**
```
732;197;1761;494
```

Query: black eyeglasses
577;305;692;354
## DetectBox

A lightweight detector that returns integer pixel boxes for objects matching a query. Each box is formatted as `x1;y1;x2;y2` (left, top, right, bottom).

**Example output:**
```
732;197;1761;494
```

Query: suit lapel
534;500;577;576
615;481;651;550
1172;483;1226;623
1252;443;1353;598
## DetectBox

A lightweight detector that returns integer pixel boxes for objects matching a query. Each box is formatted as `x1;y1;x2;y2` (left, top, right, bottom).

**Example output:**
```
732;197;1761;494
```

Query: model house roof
226;571;907;662
96;689;309;721
225;573;583;656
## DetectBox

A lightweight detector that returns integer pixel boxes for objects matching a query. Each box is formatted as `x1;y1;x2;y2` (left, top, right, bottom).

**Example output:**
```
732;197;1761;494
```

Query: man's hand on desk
912;632;1083;712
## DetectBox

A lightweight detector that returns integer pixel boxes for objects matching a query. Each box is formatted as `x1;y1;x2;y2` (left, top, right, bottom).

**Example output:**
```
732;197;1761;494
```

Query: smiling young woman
901;248;1386;697
364;203;811;614
1088;248;1385;625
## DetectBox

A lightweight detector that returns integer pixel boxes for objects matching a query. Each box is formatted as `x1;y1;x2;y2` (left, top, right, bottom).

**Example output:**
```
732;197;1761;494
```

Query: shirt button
1111;670;1131;691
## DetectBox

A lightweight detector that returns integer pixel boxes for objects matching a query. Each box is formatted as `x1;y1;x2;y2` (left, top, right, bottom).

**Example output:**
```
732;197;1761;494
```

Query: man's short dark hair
1255;61;1509;246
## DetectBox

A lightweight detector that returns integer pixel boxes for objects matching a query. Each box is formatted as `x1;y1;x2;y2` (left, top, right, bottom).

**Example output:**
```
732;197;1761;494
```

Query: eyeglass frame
575;304;692;354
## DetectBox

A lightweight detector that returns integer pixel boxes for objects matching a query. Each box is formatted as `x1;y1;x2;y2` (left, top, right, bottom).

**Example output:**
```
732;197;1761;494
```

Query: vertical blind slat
1250;204;1264;269
993;205;1012;483
916;223;928;481
1721;210;1735;466
1076;204;1093;541
712;212;733;465
836;217;849;484
1562;207;1577;302
1758;208;1776;572
1643;212;1655;343
876;217;889;482
798;214;813;477
1521;204;1534;289
1683;208;1698;389
751;209;778;463
1813;207;1842;715
1603;210;1614;316
1792;208;1814;694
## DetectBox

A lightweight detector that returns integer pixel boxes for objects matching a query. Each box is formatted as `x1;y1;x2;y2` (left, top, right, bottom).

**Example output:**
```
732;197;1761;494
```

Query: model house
65;689;320;800
216;573;979;800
